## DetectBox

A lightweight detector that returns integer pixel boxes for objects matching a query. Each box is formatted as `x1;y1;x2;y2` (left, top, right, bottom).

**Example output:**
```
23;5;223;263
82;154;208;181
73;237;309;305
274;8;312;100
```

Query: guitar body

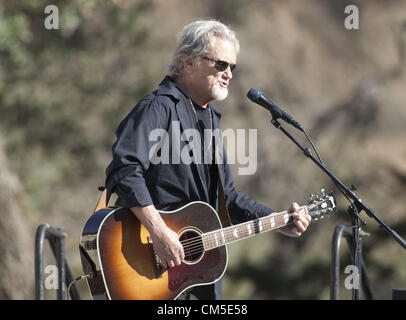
80;202;227;300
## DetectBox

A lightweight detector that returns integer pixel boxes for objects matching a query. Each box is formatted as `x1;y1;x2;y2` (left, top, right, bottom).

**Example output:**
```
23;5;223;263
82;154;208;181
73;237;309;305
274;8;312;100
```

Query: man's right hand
130;205;184;269
149;225;185;269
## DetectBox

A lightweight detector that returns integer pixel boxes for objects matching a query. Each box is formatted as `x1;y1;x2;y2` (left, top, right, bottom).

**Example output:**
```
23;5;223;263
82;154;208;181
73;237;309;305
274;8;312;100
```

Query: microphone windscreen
247;88;262;101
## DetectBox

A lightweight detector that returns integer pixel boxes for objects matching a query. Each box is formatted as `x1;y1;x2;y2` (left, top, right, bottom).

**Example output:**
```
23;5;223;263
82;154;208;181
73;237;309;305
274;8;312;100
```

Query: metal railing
330;224;374;300
35;224;80;300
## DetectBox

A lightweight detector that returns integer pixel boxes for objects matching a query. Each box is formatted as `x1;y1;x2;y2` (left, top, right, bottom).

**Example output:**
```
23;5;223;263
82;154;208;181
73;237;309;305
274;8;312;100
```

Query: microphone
247;88;303;132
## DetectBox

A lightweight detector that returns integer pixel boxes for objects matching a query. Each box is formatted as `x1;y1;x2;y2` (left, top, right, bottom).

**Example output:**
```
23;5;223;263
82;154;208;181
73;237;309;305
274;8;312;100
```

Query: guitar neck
202;206;308;251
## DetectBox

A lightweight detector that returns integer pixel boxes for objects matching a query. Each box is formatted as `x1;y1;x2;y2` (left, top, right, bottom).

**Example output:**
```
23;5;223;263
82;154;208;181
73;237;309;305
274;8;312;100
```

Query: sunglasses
202;57;237;72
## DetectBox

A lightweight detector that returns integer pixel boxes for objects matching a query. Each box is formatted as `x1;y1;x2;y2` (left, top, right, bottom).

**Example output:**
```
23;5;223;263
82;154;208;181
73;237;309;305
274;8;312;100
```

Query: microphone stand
269;116;406;300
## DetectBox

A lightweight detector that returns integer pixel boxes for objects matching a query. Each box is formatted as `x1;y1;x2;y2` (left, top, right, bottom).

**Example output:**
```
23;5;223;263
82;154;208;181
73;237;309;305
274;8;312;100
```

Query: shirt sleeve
105;96;170;208
221;146;274;224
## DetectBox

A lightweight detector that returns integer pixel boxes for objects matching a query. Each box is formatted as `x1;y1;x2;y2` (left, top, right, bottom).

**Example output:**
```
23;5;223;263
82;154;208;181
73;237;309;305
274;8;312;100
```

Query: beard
211;83;228;101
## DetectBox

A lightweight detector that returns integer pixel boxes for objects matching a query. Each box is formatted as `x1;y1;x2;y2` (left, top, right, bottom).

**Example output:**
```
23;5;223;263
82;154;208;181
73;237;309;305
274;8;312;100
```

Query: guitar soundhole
179;229;204;264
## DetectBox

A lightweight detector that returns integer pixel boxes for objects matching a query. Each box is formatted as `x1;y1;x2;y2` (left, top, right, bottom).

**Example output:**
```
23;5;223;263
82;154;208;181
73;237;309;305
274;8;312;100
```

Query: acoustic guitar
79;190;336;300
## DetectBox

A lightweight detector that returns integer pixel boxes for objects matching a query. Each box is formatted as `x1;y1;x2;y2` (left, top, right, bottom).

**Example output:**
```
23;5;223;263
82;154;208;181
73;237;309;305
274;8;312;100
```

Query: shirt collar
157;76;222;119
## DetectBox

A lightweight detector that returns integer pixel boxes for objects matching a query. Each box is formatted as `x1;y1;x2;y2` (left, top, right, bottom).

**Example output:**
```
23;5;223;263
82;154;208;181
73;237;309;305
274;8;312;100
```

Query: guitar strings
183;223;301;260
181;202;321;253
170;203;326;262
182;204;328;260
180;214;292;259
180;212;291;250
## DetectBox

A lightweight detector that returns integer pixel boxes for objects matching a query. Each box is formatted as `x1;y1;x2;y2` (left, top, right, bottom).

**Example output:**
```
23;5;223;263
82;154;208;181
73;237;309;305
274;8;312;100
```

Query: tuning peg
321;188;325;195
309;193;314;199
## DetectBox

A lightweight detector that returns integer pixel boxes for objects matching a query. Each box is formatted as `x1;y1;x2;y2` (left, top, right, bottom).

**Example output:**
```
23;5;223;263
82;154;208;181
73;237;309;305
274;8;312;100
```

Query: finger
291;211;306;222
302;214;312;227
179;248;185;261
298;213;310;225
159;258;167;269
291;227;302;237
175;241;185;261
170;246;184;263
294;219;307;233
288;202;300;213
167;246;183;266
173;256;182;266
294;212;311;227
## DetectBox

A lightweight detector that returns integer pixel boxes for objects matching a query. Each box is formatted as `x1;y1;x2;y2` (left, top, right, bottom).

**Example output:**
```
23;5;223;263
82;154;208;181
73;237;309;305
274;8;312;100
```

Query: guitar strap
216;163;232;228
93;187;111;213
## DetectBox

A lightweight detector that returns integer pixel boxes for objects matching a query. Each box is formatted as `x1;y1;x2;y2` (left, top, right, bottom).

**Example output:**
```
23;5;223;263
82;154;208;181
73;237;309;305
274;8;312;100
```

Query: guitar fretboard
202;206;307;251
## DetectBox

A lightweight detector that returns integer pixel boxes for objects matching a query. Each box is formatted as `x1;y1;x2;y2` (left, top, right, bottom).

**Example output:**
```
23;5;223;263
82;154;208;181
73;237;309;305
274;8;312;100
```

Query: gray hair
168;19;240;78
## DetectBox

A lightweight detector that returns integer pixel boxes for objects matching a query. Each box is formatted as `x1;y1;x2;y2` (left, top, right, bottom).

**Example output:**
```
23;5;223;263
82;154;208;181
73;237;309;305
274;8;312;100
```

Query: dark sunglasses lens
215;61;228;71
215;61;236;72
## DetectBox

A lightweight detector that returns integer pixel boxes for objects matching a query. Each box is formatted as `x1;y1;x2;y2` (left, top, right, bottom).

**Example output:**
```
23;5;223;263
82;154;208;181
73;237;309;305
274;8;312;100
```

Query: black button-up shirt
105;76;273;224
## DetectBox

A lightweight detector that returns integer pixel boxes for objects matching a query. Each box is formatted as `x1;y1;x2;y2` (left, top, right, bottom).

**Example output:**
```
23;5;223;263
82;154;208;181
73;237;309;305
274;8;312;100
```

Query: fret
270;216;275;228
247;223;252;235
258;219;263;232
221;231;225;243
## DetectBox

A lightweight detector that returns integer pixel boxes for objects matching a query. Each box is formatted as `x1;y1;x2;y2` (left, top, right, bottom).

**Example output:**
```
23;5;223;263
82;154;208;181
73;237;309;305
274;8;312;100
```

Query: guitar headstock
306;189;336;222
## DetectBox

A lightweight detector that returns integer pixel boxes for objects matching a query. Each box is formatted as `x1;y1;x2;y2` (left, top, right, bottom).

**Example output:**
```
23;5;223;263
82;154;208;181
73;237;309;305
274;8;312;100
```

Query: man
105;19;311;300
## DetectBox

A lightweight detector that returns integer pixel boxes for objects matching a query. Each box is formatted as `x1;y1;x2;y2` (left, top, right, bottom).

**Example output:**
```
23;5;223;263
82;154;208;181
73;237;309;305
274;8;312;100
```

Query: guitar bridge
147;236;163;279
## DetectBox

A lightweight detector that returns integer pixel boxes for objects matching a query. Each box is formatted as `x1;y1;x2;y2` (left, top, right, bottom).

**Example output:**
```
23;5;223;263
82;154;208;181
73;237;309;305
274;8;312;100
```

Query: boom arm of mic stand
270;117;406;250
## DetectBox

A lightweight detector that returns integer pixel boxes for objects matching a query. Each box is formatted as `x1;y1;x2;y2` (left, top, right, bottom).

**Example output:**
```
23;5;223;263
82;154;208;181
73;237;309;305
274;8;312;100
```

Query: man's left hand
277;202;311;237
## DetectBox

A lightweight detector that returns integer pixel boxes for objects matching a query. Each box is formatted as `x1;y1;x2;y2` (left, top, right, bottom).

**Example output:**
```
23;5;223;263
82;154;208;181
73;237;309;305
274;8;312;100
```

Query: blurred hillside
0;0;405;299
